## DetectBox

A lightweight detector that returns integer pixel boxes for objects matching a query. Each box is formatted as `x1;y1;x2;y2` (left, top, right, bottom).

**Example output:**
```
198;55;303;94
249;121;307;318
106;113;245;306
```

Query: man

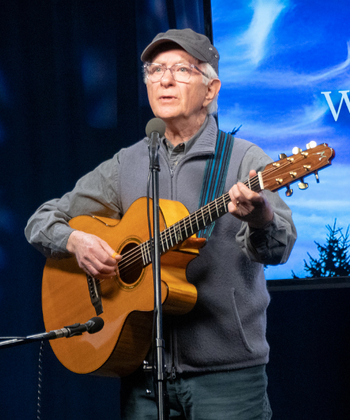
25;28;296;419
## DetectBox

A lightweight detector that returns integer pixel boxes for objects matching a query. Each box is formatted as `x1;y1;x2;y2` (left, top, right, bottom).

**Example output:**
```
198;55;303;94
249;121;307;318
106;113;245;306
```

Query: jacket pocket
230;288;253;353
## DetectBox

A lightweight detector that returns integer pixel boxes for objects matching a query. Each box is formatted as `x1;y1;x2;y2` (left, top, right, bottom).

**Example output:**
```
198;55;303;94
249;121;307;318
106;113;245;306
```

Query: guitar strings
117;176;260;275
117;192;230;271
117;169;277;275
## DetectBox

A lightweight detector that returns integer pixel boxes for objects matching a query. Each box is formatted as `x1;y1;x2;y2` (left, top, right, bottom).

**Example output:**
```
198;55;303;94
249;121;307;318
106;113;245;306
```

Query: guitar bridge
86;275;103;316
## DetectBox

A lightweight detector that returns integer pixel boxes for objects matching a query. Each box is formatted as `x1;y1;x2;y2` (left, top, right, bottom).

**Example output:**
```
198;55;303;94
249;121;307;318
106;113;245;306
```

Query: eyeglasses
143;63;209;83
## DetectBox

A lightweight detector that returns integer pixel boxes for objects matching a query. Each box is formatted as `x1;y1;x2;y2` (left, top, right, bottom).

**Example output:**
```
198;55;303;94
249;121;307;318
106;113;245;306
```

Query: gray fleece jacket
25;115;296;375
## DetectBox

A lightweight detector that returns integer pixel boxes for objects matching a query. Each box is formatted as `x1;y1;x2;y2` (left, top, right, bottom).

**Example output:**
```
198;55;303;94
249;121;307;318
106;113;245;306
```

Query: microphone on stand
145;116;168;420
0;317;104;350
146;118;166;170
145;118;166;140
39;316;104;340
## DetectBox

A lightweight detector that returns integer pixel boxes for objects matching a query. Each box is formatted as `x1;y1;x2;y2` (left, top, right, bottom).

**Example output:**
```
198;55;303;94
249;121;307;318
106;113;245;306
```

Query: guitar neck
165;175;261;243
138;175;262;267
121;142;335;270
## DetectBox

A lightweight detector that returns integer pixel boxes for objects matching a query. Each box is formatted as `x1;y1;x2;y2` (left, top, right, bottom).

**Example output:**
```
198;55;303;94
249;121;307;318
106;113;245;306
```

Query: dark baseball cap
141;28;220;74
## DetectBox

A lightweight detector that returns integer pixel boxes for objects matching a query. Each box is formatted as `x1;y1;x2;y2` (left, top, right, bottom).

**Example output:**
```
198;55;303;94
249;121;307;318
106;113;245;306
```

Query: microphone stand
0;333;50;350
148;131;168;420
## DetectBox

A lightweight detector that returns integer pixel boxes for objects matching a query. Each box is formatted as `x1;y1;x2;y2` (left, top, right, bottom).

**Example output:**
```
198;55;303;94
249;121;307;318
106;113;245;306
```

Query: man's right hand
66;230;121;279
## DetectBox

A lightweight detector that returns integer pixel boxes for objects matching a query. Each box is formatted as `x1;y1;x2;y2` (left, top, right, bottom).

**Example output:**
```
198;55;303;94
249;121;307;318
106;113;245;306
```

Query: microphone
23;317;105;342
0;317;105;350
43;317;104;340
146;118;166;168
145;118;166;139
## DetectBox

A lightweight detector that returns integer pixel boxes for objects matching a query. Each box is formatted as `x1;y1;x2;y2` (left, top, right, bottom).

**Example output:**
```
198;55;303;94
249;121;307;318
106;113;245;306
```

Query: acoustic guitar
42;142;335;377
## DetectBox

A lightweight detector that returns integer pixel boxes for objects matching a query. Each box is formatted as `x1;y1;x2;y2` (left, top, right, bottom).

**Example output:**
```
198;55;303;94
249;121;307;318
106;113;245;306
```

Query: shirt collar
162;115;209;155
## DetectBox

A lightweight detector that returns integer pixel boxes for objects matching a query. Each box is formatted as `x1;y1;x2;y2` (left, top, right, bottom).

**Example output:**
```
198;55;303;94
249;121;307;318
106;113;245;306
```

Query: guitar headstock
262;142;335;196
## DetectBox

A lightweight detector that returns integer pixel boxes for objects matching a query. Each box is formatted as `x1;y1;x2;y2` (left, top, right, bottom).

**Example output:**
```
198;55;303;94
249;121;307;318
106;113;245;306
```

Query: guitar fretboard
118;174;262;276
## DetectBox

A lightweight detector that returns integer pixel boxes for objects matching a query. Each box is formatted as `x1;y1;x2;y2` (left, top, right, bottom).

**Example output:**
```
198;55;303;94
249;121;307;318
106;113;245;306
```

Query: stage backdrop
211;0;350;279
0;1;211;419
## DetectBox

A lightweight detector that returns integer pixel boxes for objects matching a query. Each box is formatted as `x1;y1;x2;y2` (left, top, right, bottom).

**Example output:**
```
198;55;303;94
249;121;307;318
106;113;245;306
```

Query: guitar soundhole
119;242;143;285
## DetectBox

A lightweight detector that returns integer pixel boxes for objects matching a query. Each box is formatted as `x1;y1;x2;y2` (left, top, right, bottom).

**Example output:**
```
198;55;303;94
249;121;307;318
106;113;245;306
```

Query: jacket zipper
160;147;211;380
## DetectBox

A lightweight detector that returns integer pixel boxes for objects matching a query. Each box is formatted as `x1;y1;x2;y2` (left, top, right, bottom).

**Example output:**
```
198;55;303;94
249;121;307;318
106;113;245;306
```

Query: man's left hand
228;170;274;229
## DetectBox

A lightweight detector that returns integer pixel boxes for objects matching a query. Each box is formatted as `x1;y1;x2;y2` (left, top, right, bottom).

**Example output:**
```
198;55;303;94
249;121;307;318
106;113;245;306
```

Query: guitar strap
197;129;234;239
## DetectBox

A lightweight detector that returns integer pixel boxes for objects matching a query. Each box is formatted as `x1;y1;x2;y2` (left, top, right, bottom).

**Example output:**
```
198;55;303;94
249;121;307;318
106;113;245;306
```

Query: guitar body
42;197;203;377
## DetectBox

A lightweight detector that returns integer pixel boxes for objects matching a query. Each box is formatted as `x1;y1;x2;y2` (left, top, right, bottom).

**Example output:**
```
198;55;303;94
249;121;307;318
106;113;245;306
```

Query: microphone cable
36;340;45;420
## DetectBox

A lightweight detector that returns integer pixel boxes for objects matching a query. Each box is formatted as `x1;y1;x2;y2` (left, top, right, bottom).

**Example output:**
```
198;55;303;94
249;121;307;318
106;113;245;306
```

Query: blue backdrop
211;0;350;279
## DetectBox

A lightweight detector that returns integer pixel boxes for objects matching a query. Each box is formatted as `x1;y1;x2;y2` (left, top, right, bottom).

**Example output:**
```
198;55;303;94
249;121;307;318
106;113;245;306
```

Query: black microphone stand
0;333;49;350
148;130;168;420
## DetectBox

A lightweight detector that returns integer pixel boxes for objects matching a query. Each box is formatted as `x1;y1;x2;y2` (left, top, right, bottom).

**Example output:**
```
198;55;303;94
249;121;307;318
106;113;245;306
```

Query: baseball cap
141;28;220;74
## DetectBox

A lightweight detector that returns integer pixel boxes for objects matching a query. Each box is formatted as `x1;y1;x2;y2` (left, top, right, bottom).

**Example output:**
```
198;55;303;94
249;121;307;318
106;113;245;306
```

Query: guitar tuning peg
292;147;302;155
285;186;293;197
279;153;287;160
314;171;320;183
306;141;317;149
298;180;309;190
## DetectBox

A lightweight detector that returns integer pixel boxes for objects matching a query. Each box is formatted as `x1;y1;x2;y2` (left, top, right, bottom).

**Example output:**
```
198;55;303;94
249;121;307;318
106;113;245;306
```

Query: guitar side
42;197;200;377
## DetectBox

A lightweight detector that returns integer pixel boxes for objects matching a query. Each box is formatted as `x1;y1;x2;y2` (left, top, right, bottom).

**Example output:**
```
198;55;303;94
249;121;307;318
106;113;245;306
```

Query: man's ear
204;78;221;107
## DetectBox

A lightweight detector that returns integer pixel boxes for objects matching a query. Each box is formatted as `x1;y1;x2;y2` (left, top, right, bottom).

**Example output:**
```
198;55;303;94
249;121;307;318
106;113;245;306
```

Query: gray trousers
121;365;272;420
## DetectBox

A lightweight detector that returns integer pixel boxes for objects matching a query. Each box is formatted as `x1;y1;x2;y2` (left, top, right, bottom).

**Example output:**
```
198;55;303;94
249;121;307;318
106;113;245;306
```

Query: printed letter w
321;90;350;121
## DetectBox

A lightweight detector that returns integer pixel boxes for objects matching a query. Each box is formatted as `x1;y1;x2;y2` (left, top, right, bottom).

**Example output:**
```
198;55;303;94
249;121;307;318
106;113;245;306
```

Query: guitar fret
176;223;183;243
147;242;152;264
217;197;222;214
223;196;228;212
184;219;188;237
160;235;166;253
140;242;147;265
257;172;264;190
173;225;178;244
169;228;174;248
174;224;179;243
189;215;193;234
143;242;149;265
215;199;220;217
195;213;200;230
164;230;169;250
208;205;213;223
201;208;205;226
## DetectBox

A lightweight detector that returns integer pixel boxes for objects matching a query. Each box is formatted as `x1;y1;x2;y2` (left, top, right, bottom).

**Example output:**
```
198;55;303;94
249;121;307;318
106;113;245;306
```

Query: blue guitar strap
197;129;234;239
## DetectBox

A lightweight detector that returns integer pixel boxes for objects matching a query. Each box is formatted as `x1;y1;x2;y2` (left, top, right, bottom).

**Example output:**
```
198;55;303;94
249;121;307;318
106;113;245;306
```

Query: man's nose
160;67;175;84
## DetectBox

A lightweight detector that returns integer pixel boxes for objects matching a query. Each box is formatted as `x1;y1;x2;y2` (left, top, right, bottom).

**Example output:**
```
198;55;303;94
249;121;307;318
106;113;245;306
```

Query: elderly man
25;28;296;419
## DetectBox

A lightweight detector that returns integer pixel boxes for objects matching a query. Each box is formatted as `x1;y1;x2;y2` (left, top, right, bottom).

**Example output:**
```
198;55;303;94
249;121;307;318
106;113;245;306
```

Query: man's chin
153;113;179;123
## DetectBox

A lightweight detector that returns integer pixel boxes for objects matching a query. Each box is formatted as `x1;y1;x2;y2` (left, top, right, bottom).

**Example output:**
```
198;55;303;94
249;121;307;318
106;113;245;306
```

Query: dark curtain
0;1;211;419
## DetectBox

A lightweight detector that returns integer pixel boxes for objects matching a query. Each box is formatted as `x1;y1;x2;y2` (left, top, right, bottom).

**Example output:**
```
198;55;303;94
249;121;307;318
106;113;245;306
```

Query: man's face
146;48;211;126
